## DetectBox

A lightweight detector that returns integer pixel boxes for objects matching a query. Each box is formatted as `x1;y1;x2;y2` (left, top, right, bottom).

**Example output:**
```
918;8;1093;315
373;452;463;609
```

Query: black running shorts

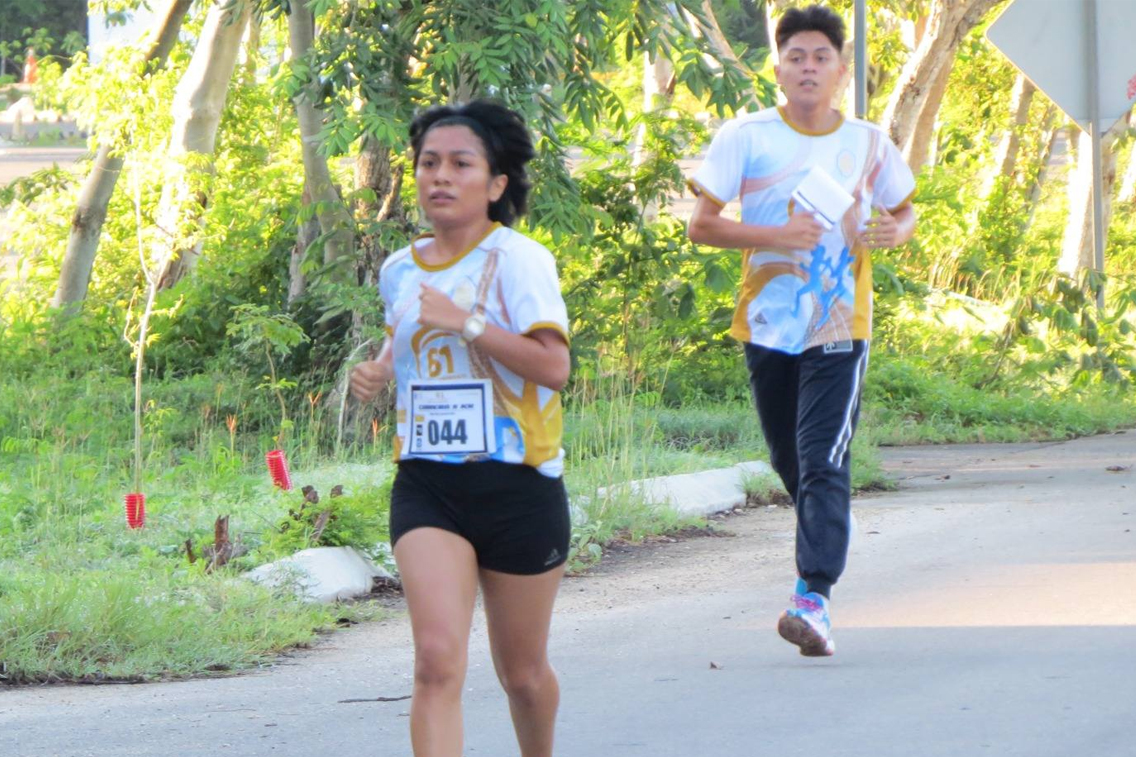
389;458;571;575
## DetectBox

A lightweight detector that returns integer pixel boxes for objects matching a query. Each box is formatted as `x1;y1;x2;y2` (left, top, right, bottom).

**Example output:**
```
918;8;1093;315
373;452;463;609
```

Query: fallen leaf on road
1105;465;1131;473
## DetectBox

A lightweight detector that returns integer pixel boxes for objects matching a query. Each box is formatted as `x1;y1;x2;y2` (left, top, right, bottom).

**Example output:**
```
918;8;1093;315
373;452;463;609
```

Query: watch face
463;315;486;341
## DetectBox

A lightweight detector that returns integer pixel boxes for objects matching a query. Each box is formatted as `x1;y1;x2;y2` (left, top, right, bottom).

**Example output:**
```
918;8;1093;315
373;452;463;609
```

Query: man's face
775;30;845;109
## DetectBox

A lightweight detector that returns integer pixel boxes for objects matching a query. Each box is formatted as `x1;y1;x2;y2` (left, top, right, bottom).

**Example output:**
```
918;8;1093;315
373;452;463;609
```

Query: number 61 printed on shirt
407;379;496;457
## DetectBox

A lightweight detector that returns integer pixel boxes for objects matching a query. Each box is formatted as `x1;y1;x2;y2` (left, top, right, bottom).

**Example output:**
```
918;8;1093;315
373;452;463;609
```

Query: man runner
686;3;917;657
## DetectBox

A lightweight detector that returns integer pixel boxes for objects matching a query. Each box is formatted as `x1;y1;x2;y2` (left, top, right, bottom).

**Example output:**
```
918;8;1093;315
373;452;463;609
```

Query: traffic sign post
987;0;1136;307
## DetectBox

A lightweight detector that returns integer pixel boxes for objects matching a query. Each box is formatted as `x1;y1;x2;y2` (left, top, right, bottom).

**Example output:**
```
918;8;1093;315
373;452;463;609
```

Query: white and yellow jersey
380;223;570;478
689;106;916;354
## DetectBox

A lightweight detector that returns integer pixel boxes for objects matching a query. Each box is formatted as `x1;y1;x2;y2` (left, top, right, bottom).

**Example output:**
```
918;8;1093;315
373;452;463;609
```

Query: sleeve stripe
686;179;727;208
523;321;570;346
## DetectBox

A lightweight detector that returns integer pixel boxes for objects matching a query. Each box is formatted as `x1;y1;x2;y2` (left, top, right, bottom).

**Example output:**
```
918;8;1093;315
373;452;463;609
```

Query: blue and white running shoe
778;588;835;657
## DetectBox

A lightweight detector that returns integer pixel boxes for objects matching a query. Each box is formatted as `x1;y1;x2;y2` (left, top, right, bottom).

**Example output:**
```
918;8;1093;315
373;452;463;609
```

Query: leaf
704;263;732;293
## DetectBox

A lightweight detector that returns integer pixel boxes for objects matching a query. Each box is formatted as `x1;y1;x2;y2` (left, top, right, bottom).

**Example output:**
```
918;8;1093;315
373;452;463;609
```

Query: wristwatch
461;313;487;343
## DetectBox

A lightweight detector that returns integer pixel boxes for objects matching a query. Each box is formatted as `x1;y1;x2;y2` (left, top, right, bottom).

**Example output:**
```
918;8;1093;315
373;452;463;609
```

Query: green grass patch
0;562;334;684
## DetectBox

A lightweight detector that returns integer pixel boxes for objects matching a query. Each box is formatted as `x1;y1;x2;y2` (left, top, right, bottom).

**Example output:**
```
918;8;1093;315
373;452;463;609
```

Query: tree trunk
286;0;355;281
51;0;194;309
631;51;675;221
352;133;403;315
244;11;261;81
881;0;1000;168
288;184;318;306
1058;125;1122;277
157;0;252;289
337;135;408;443
903;48;954;172
1023;109;1059;230
997;76;1035;181
354;133;404;263
977;74;1036;200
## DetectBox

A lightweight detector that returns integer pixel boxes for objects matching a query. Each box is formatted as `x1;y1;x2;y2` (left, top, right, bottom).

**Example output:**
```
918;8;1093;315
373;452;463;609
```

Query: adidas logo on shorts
544;548;561;566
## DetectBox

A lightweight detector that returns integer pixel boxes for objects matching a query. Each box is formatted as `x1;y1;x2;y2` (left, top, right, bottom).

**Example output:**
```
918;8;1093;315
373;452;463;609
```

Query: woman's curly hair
409;100;536;226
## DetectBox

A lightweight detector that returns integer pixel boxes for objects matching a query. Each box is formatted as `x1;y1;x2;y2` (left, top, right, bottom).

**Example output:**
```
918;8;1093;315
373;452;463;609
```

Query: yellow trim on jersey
523;321;570;346
519;385;563;468
851;242;873;340
411;222;502;271
887;189;916;214
686;178;727;208
777;106;844;137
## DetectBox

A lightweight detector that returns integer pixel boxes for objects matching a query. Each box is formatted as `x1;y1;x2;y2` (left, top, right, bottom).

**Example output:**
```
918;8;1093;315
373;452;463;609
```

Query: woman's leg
479;565;565;757
395;527;480;757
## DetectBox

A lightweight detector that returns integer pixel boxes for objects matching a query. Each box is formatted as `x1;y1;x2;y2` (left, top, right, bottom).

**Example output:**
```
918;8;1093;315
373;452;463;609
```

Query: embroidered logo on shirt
838;149;856;177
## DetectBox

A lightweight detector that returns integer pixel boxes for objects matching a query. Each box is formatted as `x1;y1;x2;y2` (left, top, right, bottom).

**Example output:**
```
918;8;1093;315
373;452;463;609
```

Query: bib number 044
407;379;496;457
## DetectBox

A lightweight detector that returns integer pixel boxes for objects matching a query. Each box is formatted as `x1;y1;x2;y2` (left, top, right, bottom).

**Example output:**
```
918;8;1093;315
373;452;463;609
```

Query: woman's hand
350;343;393;402
418;284;468;332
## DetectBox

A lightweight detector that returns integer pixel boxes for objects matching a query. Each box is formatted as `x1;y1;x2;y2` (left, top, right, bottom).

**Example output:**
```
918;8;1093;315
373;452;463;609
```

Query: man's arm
687;194;825;252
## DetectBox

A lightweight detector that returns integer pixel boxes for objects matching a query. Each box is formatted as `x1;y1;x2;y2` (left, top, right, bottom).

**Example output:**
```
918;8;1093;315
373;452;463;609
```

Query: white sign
408;379;496;457
987;0;1136;132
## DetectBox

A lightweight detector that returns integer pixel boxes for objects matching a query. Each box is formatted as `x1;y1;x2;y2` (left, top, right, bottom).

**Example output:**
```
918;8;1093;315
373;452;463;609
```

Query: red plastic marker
266;449;293;490
125;493;146;529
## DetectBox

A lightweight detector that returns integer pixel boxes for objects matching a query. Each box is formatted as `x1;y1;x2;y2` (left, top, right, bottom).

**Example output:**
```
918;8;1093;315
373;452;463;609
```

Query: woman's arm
417;284;570;391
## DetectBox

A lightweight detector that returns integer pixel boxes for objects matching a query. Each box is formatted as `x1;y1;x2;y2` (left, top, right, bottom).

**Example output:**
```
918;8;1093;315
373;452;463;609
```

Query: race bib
407;379;496;457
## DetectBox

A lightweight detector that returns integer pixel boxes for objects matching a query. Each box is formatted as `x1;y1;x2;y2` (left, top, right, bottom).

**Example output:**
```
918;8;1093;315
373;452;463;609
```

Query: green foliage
279;0;766;242
258;482;392;562
553;111;747;398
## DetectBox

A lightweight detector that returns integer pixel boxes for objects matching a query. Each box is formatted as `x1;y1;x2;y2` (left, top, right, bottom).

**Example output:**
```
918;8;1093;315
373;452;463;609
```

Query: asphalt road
2;433;1134;757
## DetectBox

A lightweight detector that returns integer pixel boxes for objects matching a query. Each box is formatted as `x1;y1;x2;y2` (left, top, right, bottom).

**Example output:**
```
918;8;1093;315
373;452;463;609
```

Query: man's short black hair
776;4;846;54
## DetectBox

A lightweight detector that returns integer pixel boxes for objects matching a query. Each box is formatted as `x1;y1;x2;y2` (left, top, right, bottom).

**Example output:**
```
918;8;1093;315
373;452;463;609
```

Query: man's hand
418;284;467;332
859;208;901;248
350;349;393;403
779;212;825;251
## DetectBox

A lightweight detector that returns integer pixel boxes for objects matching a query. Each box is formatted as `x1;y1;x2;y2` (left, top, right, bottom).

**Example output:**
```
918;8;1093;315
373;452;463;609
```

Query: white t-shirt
689;106;916;354
379;223;570;478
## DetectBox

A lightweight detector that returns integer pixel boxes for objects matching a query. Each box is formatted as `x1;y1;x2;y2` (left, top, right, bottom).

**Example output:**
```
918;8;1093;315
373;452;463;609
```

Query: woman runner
350;100;571;757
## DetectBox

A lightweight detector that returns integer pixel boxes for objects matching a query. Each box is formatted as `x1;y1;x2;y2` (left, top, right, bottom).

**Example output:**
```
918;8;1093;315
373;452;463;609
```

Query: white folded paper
790;165;855;230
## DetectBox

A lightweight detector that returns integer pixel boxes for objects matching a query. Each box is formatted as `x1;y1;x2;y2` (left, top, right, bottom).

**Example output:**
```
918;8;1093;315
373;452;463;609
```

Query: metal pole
855;0;867;119
1087;0;1106;308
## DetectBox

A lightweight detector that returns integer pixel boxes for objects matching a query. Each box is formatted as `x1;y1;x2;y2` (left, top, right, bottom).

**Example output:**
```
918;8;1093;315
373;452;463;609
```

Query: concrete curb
594;460;774;519
245;546;392;604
